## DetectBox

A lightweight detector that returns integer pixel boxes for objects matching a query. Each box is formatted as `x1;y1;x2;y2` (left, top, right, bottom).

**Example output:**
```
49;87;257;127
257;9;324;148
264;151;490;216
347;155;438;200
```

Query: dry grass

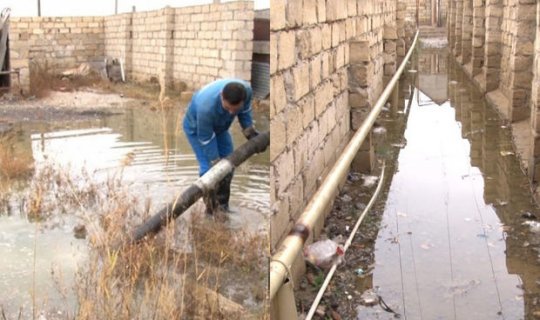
0;161;268;319
29;60;104;98
0;136;34;181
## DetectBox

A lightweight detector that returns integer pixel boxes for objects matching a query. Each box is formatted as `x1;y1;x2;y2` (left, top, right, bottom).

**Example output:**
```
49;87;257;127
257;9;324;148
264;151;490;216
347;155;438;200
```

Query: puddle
356;49;540;319
0;103;269;317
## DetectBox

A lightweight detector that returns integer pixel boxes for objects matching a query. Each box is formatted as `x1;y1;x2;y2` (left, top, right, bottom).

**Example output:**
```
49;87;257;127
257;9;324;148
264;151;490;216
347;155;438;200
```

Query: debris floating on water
523;221;540;233
500;151;514;156
373;126;387;134
360;289;379;306
362;175;379;187
521;212;537;220
304;239;345;269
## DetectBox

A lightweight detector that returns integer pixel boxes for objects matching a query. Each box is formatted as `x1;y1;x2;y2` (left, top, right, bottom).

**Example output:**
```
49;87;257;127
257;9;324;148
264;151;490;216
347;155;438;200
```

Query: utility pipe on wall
269;30;420;305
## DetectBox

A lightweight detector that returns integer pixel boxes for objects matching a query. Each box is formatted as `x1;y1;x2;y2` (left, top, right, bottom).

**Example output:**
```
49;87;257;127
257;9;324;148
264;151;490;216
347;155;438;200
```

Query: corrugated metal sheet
251;61;269;99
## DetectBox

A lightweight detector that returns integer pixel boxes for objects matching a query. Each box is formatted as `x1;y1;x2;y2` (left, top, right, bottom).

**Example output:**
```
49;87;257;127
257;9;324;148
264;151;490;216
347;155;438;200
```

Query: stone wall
104;13;133;80
449;0;535;122
448;0;540;194
10;1;254;93
171;2;254;89
9;16;105;90
529;2;540;183
403;0;447;25
107;2;254;89
270;1;411;291
270;0;352;257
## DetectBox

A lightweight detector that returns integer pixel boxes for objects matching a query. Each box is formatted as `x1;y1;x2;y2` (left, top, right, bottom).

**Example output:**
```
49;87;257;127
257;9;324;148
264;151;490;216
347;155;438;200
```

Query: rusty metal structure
0;8;20;93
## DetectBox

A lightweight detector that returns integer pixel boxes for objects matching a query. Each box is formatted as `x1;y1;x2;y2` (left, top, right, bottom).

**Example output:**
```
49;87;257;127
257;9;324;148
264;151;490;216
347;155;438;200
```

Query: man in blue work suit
183;79;260;215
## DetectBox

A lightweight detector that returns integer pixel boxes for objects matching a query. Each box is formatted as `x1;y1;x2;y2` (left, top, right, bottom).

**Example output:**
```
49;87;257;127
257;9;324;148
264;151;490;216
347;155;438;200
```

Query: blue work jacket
183;79;253;161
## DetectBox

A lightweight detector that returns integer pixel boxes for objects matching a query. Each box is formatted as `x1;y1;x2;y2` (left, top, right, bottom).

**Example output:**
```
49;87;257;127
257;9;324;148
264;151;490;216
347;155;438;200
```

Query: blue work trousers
185;130;234;176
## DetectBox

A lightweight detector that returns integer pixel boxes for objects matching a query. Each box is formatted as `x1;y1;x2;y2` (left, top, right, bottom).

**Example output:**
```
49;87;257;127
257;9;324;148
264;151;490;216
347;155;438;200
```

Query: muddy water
0;103;269;316
356;49;540;319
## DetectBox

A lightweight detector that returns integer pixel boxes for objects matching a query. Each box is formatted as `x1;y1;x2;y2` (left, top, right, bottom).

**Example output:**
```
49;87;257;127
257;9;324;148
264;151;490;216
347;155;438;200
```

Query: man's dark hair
223;82;247;105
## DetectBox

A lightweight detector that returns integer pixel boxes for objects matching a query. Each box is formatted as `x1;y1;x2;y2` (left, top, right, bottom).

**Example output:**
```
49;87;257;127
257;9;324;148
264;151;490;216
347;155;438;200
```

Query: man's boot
203;189;218;215
216;171;234;212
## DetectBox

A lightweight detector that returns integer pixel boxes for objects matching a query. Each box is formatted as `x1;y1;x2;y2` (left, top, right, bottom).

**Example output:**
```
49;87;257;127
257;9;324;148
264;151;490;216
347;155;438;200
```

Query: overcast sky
3;0;269;16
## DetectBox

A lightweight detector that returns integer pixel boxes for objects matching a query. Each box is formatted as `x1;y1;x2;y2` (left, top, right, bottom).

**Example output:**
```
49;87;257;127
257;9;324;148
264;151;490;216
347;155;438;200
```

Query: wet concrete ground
297;48;540;319
0;97;269;317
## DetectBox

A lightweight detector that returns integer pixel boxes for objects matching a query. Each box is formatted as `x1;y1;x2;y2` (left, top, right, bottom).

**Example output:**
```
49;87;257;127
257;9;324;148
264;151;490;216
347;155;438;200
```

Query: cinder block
270;113;287;162
278;31;296;71
292;62;310;101
350;40;370;63
275;148;295;194
301;94;316;128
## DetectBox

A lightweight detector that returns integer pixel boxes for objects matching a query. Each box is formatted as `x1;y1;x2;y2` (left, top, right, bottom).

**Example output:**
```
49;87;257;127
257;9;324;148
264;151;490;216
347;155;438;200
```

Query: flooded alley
295;47;540;319
357;48;540;319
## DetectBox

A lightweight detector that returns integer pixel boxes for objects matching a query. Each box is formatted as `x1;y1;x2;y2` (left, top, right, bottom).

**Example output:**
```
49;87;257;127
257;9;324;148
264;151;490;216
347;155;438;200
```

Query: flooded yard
0;92;269;319
297;48;540;319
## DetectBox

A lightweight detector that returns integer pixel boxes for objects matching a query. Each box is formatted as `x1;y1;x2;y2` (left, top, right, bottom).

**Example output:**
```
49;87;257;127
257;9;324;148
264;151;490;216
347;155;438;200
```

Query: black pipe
130;131;269;243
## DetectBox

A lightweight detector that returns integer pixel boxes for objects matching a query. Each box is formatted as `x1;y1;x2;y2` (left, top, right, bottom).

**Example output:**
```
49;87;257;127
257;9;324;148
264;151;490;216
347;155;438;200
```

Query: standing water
0;102;269;317
356;48;540;319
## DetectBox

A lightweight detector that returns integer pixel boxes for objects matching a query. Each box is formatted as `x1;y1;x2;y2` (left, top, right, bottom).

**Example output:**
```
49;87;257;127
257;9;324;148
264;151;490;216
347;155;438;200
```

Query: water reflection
358;49;540;319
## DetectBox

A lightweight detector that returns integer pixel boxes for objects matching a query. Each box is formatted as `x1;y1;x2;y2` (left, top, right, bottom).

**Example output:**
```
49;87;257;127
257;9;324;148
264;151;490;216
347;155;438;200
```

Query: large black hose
130;131;269;243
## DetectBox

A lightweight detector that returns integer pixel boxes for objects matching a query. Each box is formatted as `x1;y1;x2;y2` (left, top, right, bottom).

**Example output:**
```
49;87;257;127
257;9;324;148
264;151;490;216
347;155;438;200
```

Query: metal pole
37;0;41;16
269;30;420;302
115;0;118;14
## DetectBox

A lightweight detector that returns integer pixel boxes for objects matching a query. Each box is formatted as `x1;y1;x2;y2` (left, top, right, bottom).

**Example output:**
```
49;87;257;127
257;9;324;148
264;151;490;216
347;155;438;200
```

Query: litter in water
362;175;379;187
373;127;387;134
304;238;345;269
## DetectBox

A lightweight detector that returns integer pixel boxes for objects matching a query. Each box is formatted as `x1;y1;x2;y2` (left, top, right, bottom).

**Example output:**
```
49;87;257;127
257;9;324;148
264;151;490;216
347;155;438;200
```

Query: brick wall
10;1;254;92
9;16;105;90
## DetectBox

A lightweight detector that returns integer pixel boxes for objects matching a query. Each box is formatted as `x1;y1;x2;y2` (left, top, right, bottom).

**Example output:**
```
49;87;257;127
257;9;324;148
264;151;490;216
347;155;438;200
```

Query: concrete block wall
129;9;171;85
270;0;353;256
10;1;254;93
172;1;254;89
9;16;105;90
403;0;447;25
529;2;540;183
448;0;540;193
448;0;535;122
270;1;405;288
459;0;473;67
104;13;133;79
471;0;485;78
483;0;503;92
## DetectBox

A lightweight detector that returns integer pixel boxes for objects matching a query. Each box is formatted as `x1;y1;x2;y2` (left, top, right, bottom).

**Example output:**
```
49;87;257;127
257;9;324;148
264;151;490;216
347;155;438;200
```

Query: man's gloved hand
242;126;259;140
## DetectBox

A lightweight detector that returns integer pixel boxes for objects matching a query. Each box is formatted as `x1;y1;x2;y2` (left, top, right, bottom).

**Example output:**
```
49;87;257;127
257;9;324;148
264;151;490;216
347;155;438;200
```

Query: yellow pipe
269;30;420;301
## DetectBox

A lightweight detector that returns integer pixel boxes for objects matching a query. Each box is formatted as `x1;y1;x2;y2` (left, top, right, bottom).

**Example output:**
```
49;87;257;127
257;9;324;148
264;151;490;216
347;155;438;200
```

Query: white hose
305;161;386;320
